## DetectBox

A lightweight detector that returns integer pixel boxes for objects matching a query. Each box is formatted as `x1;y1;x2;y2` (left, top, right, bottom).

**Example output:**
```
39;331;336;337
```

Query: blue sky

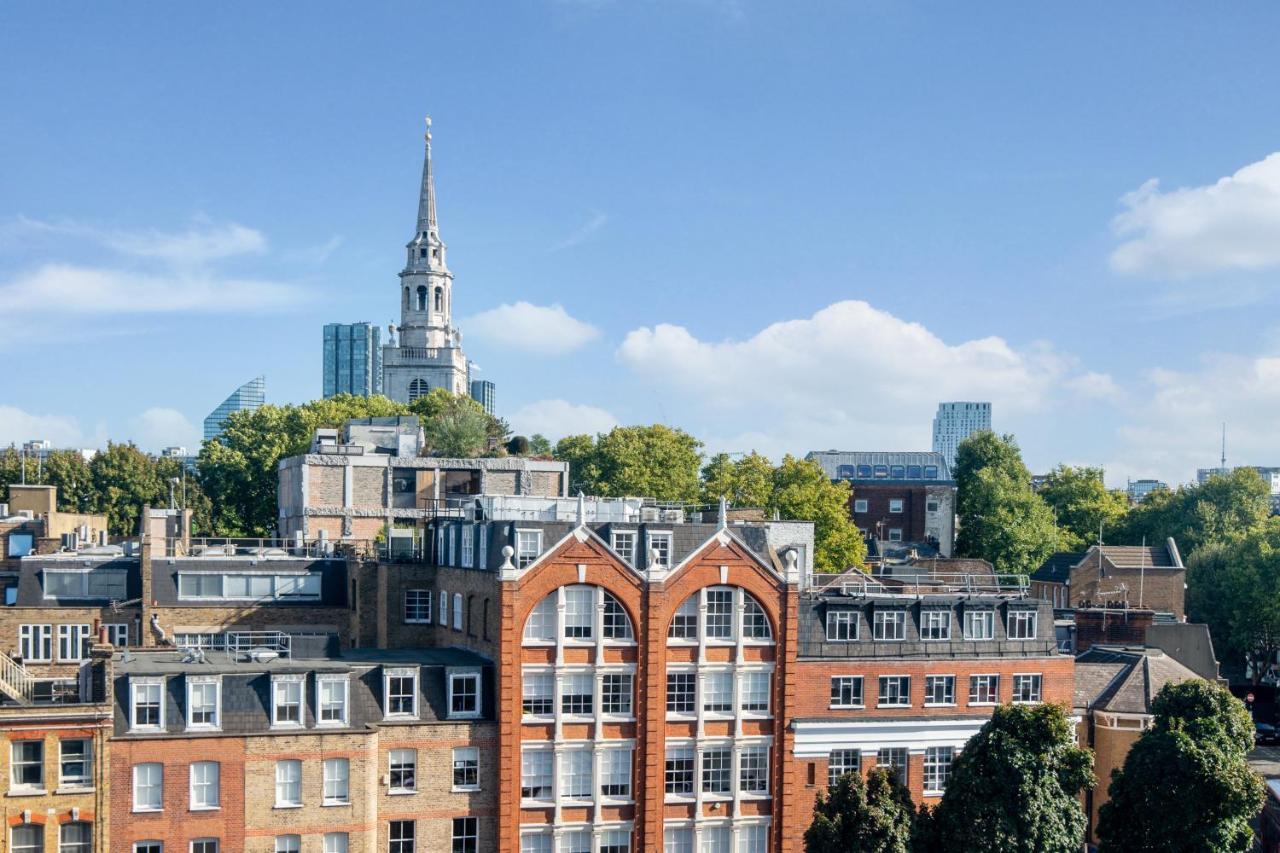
3;1;1280;486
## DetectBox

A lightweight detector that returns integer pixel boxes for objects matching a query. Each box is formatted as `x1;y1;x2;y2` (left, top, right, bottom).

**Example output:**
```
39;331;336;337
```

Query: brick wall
352;468;385;508
367;563;500;658
1074;609;1155;652
110;735;248;852
847;484;928;543
0;720;110;852
309;467;345;507
0;606;140;676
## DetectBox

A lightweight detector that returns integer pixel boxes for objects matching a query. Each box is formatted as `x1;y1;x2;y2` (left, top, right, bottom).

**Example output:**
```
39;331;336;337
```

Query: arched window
522;585;634;644
667;586;773;641
434;286;444;312
408;379;428;402
403;286;410;309
416;285;428;311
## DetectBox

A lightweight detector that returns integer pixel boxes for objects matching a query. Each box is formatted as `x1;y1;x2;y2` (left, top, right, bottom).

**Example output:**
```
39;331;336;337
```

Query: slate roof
1031;551;1087;584
1074;646;1200;714
805;451;952;482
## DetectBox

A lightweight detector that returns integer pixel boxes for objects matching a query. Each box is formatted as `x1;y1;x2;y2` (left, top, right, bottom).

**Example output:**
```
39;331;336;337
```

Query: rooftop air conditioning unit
640;507;660;523
661;509;684;523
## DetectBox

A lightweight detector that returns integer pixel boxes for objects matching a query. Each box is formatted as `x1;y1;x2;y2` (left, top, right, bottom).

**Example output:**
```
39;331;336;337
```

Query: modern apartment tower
202;376;265;441
931;401;991;469
470;379;496;415
382;117;471;403
323;322;383;398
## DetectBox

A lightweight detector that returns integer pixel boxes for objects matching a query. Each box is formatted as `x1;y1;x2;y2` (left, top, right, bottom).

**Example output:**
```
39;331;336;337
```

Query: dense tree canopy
1038;464;1129;550
701;451;775;508
1118;468;1270;554
953;432;1058;575
923;704;1093;853
554;425;704;502
770;455;867;572
805;766;915;853
1186;521;1280;682
1097;680;1263;852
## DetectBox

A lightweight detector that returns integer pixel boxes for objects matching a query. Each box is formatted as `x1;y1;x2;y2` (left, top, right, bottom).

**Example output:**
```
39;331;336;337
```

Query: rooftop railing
808;571;1030;599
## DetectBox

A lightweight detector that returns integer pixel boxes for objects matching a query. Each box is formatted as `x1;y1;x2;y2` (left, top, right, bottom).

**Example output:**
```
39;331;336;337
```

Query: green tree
770;455;866;572
700;451;775;507
553;426;703;502
1118;468;1270;555
420;393;496;457
1186;522;1280;683
554;434;604;495
1097;680;1264;853
805;766;915;853
87;442;166;535
528;434;553;456
925;704;1094;853
953;433;1058;575
39;450;95;512
1038;464;1129;550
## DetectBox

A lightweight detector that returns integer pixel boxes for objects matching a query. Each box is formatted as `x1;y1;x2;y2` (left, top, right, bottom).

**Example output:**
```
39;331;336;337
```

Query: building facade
931;402;991;470
324;322;384;399
806;451;955;556
1125;478;1167;503
470;380;495;416
382;119;471;403
1029;541;1186;620
203;376;266;442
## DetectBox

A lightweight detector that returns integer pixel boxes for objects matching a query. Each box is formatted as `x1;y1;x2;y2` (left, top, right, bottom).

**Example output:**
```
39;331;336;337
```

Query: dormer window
186;676;221;730
271;675;305;728
448;670;481;719
385;667;419;718
130;677;165;731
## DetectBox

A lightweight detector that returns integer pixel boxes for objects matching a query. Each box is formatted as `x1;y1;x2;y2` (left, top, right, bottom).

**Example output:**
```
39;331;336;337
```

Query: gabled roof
1074;646;1200;714
1031;551;1087;584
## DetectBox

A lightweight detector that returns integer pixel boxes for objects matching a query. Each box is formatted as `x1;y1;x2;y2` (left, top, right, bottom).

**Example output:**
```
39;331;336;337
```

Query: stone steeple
383;117;470;404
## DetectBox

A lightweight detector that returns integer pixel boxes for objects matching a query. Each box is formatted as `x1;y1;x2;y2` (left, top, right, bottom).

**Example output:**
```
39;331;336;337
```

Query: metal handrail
809;571;1030;598
0;650;36;703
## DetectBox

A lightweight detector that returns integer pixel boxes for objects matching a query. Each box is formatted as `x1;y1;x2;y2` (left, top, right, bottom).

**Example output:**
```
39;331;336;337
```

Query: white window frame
440;590;449;624
825;610;858;641
1012;673;1043;704
452;746;480;792
963;610;995;641
520;747;553;802
452;592;463;630
740;669;771;715
830;675;864;709
920;610;952;641
10;739;44;792
59;738;92;789
322;757;350;805
189;760;220;810
384;667;420;719
317;674;349;727
275;837;301;853
271;675;305;728
19;624;52;662
130;677;166;731
969;673;1000;705
57;623;91;662
448;670;481;719
599;745;633;801
275;759;302;808
404;589;432;624
1007;610;1038;640
190;840;219;853
133;843;163;853
924;674;956;706
132;762;163;813
877;674;911;708
559;747;594;800
647;531;673;568
323;833;349;853
186;676;221;731
889;499;904;513
923;745;954;796
872;610;906;641
853;499;868;513
451;817;479;853
611;530;637;565
389;748;417;794
888;527;903;542
516;528;543;569
105;622;130;647
461;525;474;567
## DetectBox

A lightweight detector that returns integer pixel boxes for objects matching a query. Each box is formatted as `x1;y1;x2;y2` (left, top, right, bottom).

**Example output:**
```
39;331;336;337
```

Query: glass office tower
203;376;266;441
323;322;383;399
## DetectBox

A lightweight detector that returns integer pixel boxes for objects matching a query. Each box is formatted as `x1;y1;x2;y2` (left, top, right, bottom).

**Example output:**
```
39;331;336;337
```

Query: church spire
417;116;438;235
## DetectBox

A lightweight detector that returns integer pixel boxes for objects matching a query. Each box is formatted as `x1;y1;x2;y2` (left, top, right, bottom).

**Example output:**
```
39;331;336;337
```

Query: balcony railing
809;571;1030;598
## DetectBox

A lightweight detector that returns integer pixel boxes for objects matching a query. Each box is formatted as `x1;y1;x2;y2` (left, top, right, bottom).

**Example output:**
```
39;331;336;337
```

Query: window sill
185;726;221;734
322;800;351;807
877;704;912;709
924;703;957;708
521;715;554;724
383;714;421;722
132;807;163;814
316;721;349;729
274;803;303;810
664;793;696;803
404;620;432;625
270;723;304;730
969;702;998;707
448;712;481;721
521;799;554;808
189;806;221;812
7;789;47;798
452;786;481;794
739;791;771;800
829;705;865;711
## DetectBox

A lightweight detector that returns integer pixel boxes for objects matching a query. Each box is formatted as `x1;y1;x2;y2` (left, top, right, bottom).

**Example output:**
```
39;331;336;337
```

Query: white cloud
0;406;101;450
0;264;301;315
127;408;200;453
1105;352;1280;486
552;212;608;251
510;399;619;440
464;302;601;355
1110;152;1280;279
617;300;1093;457
4;216;267;264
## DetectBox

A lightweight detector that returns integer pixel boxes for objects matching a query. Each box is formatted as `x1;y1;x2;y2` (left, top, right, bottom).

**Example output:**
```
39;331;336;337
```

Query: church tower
382;117;471;403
